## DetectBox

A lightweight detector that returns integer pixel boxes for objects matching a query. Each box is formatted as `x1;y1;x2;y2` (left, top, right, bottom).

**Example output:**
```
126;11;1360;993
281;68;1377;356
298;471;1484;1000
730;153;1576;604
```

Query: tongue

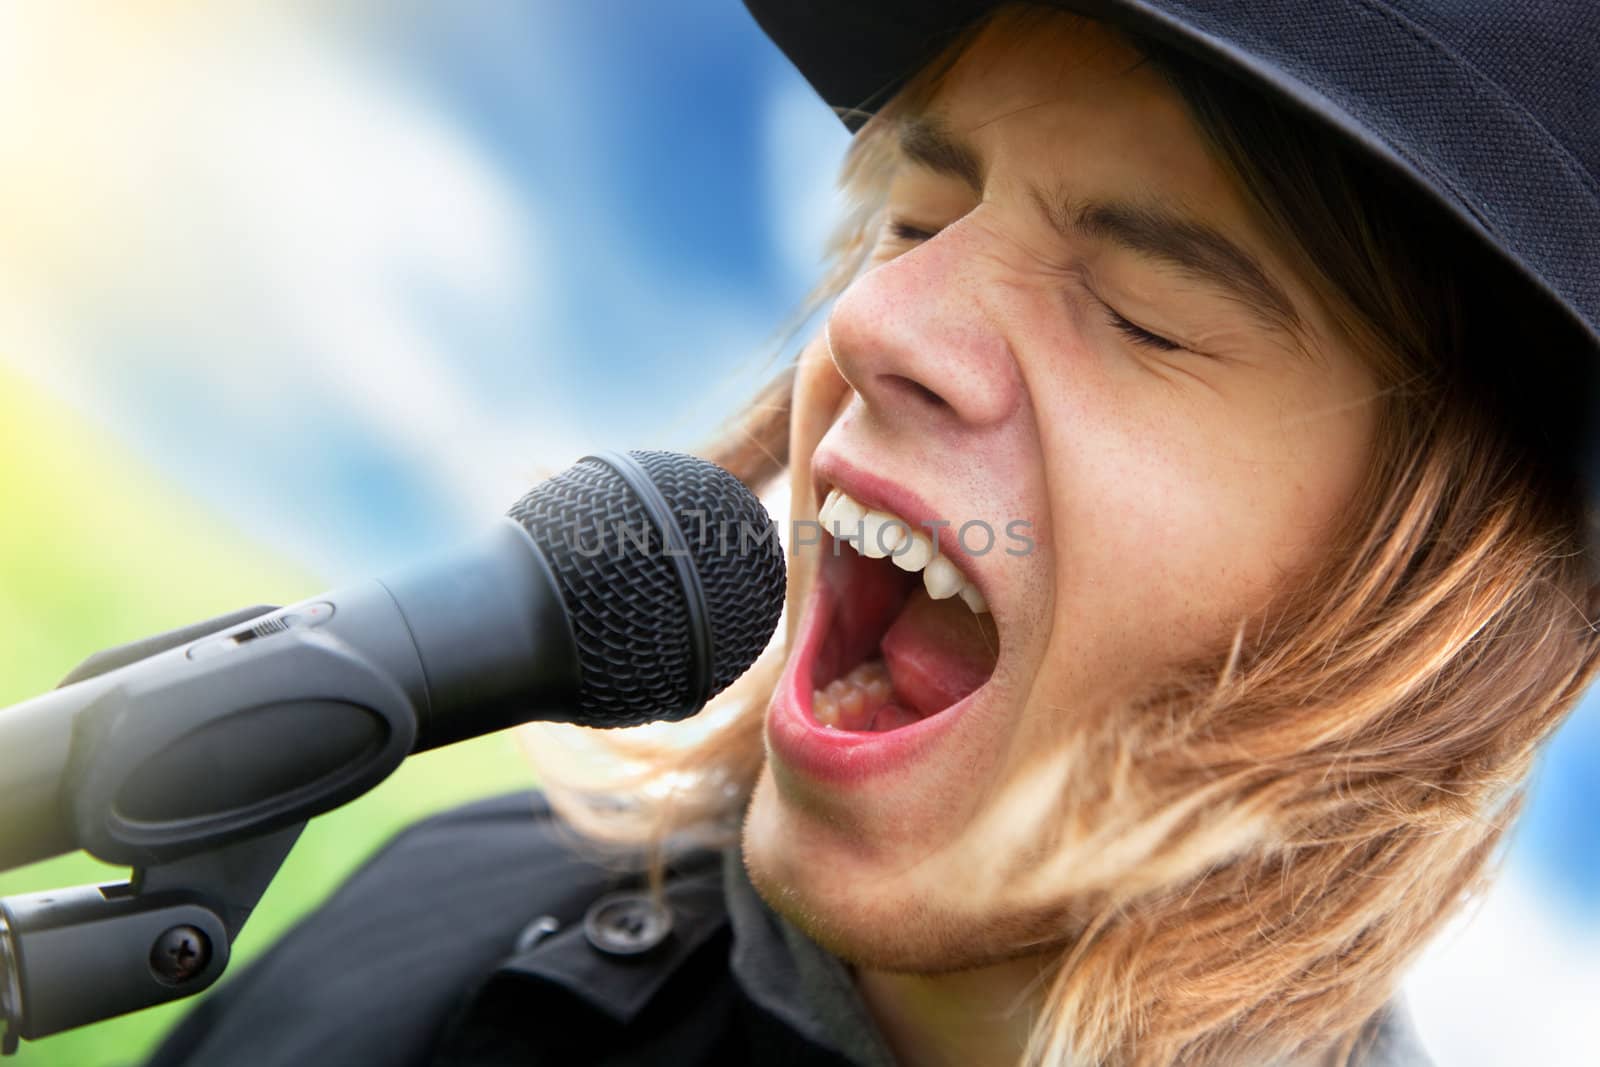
879;588;998;718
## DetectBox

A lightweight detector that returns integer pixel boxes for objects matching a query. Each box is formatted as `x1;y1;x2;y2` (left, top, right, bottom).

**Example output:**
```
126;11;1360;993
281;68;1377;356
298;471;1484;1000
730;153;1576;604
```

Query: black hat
744;0;1599;388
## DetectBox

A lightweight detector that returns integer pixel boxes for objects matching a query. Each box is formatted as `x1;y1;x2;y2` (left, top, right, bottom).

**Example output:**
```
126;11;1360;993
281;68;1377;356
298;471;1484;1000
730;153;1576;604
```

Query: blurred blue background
0;1;1594;1063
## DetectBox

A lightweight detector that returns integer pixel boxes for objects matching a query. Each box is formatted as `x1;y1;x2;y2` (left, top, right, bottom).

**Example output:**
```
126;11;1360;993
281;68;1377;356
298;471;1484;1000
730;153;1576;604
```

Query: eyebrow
896;115;1306;338
899;113;986;191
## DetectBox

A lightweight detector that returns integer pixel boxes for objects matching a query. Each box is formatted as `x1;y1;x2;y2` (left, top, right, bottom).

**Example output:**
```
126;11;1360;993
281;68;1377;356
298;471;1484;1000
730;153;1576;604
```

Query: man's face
743;13;1378;971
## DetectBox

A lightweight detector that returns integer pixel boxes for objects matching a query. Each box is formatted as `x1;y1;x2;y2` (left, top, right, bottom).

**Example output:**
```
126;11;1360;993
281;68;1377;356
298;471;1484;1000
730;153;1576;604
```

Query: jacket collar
494;860;726;1025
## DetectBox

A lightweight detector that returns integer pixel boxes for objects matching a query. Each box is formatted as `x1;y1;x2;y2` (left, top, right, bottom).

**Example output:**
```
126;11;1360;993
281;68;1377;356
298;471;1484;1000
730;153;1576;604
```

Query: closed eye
887;218;939;243
1102;306;1183;352
887;215;1185;355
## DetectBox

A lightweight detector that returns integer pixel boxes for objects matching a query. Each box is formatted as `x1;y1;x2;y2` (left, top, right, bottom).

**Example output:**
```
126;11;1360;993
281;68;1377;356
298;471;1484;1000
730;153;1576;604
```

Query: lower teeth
813;660;919;731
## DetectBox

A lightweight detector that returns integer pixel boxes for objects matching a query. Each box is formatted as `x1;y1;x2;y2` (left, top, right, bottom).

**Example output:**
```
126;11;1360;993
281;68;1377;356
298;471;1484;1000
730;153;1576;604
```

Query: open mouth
806;490;1000;734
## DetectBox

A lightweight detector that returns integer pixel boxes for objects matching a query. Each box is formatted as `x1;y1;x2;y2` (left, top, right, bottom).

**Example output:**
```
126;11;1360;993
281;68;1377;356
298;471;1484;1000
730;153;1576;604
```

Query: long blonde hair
523;6;1600;1064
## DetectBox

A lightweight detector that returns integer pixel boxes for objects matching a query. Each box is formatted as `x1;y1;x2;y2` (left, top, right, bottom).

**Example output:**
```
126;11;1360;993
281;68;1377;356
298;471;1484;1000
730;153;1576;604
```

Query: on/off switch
186;602;336;660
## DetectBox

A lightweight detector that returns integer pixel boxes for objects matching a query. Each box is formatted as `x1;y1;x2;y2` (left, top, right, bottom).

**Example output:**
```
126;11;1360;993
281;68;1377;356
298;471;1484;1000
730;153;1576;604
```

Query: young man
149;3;1600;1064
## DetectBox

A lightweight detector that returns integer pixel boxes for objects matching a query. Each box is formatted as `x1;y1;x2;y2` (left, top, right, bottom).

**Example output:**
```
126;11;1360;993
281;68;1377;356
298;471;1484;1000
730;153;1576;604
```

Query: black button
583;891;672;956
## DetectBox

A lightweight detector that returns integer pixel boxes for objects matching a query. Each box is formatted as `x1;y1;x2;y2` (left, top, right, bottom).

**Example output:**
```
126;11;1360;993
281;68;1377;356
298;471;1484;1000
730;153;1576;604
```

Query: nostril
882;374;948;411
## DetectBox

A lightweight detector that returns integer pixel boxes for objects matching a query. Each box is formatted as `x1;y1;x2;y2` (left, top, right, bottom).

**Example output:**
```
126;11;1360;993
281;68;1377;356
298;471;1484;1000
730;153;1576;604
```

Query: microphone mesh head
506;450;786;728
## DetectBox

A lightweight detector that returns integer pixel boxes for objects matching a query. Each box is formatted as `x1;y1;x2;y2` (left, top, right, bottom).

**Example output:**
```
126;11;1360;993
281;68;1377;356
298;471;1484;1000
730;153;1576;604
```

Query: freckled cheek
1081;468;1241;622
1051;421;1371;672
1036;417;1294;669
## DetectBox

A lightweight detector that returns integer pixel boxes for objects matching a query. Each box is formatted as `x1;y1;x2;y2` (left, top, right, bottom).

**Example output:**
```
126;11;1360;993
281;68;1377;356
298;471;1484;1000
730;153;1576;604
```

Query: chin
741;766;1072;974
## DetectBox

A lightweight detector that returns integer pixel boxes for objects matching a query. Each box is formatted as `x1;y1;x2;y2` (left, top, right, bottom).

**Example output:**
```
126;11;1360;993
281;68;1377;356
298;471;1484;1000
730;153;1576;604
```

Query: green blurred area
0;366;540;1065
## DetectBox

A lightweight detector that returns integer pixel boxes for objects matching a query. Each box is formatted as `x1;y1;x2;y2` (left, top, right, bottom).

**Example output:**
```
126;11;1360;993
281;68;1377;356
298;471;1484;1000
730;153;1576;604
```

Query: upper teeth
818;489;989;614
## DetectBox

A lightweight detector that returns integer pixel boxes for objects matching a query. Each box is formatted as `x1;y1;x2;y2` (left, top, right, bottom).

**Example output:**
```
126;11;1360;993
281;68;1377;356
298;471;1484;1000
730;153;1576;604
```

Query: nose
826;221;1023;430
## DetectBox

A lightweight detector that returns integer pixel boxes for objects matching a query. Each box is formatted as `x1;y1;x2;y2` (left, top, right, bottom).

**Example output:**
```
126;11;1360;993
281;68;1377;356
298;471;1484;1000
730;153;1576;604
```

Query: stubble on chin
739;783;1075;975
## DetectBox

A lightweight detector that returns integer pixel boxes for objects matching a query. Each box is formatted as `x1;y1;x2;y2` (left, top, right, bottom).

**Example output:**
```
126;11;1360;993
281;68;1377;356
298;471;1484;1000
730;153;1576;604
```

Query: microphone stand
0;604;412;1052
0;823;301;1051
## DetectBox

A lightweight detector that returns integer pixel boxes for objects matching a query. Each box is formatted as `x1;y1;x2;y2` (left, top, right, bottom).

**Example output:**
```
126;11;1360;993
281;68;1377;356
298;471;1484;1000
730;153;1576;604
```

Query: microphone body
0;519;578;871
0;451;786;873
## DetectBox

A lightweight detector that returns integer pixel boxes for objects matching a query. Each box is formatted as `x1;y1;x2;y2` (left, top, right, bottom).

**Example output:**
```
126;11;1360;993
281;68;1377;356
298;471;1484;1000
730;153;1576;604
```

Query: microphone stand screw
150;925;211;984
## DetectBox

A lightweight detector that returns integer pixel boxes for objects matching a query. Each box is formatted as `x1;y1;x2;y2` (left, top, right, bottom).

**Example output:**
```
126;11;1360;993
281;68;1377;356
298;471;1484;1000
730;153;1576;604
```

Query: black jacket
144;792;862;1066
145;792;1433;1067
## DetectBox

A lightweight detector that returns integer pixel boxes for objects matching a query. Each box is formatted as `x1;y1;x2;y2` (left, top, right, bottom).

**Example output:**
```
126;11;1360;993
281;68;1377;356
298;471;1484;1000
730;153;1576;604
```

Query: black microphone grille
506;450;786;728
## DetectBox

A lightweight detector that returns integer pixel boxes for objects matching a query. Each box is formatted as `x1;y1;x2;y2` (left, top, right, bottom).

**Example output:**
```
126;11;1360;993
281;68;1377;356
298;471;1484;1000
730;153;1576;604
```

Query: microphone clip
0;602;416;1050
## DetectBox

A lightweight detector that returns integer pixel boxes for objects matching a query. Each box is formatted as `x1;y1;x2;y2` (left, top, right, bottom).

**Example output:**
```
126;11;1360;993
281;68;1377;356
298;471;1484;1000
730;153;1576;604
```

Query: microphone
0;450;786;872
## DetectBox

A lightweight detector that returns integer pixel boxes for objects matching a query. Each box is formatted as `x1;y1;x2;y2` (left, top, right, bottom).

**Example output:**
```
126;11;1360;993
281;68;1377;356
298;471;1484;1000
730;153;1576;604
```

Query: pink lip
810;451;990;600
765;533;984;786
